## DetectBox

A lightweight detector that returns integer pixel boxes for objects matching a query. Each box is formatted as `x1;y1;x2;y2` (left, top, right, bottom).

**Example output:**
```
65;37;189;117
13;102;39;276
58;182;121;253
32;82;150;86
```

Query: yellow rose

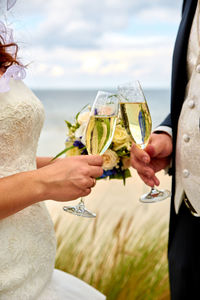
77;111;90;125
112;124;131;150
65;141;82;156
102;149;119;170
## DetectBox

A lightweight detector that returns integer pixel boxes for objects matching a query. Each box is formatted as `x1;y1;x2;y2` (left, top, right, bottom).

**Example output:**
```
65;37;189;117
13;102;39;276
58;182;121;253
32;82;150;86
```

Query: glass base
63;200;96;218
139;187;171;203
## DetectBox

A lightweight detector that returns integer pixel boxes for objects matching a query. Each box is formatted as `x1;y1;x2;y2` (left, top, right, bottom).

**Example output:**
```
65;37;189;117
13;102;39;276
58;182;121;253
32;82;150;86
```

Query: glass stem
149;186;161;197
77;198;85;212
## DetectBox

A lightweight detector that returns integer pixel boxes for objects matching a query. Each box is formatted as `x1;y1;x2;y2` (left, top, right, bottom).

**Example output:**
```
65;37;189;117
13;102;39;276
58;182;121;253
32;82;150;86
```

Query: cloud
8;0;183;88
12;0;182;49
22;35;173;89
96;33;174;49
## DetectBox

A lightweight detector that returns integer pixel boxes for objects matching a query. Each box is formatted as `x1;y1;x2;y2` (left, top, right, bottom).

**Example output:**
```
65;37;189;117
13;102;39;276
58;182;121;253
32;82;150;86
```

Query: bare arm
0;170;44;219
0;155;103;220
36;156;53;168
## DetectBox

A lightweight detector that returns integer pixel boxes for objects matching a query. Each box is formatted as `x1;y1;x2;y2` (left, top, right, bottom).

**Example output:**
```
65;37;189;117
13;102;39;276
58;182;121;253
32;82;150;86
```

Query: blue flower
73;140;85;149
99;169;117;179
73;140;88;155
81;148;88;155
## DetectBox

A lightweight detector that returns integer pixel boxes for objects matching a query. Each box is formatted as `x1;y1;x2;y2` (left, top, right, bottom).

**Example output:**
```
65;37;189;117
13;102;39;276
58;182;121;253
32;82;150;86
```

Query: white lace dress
0;79;105;300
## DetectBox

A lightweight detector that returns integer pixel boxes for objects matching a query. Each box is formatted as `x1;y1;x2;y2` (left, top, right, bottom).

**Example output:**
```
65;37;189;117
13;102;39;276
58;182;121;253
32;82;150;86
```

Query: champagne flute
118;80;171;203
63;91;119;217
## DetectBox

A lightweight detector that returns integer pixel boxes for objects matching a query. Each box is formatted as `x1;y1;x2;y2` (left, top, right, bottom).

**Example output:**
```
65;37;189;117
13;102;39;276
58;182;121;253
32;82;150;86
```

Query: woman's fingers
88;177;96;188
89;166;103;178
82;188;91;197
86;155;103;166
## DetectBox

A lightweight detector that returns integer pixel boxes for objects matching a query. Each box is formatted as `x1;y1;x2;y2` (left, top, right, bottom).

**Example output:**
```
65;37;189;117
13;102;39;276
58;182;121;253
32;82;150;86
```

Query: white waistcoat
175;1;200;214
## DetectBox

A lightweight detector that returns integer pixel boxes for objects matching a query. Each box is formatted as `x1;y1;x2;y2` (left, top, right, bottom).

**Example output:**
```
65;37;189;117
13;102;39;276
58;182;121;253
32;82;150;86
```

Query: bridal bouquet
55;105;132;184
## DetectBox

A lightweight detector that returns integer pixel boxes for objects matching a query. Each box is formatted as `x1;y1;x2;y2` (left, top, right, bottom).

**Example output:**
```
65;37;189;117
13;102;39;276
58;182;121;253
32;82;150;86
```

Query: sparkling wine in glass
118;80;171;203
63;91;119;217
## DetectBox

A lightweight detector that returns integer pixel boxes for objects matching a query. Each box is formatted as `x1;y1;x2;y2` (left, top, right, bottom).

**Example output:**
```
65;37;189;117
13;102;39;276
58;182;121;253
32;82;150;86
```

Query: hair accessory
7;0;17;11
0;21;26;93
0;65;26;93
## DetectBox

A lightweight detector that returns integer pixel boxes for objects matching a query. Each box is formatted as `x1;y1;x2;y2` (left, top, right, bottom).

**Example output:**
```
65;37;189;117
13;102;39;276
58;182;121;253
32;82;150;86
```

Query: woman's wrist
0;170;47;219
36;157;54;169
31;168;52;201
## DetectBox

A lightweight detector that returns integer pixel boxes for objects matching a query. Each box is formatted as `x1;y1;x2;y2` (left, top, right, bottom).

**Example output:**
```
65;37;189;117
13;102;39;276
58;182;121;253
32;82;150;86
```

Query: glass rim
90;90;119;116
117;80;147;103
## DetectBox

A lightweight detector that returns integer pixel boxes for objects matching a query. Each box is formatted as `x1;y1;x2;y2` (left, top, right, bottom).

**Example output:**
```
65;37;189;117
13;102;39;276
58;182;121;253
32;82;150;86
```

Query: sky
4;0;183;89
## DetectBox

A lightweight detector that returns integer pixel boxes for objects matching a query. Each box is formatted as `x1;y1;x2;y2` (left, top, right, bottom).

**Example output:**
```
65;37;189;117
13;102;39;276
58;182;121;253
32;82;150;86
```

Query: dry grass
54;212;170;300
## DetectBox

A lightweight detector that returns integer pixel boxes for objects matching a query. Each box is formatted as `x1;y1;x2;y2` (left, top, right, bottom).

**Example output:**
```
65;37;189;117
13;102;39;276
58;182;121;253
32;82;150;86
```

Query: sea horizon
34;88;171;157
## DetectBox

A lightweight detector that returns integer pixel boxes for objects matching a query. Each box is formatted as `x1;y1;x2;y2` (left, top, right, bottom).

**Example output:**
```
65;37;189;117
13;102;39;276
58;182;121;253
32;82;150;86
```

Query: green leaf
101;118;110;151
122;168;132;185
96;119;103;145
108;94;118;98
116;147;130;157
52;145;75;161
109;173;124;180
109;168;132;185
75;103;90;121
65;120;72;129
124;168;131;178
105;118;110;142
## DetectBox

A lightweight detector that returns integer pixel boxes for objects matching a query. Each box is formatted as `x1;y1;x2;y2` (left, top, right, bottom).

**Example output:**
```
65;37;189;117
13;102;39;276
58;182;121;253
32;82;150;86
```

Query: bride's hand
37;155;103;201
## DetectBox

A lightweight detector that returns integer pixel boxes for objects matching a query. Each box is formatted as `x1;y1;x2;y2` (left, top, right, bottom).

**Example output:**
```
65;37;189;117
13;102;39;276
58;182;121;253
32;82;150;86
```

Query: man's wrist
153;126;172;137
152;127;173;176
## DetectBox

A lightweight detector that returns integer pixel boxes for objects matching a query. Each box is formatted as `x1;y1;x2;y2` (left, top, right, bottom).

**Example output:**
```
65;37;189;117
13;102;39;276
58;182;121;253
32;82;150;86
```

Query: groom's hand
130;132;172;187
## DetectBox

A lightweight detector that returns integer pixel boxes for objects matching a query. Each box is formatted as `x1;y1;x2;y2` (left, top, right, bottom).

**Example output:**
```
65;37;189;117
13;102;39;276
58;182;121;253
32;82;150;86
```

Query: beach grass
54;212;170;300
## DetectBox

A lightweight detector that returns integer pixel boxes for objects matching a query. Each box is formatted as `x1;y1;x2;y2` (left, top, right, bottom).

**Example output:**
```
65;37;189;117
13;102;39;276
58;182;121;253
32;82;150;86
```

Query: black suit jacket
160;0;198;247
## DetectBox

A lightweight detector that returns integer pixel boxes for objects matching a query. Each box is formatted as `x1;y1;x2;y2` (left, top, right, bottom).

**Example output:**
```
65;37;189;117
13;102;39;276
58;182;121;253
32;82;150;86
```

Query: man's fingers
146;133;173;158
131;157;155;178
139;173;160;187
150;157;171;173
139;173;155;187
131;143;150;163
144;144;155;157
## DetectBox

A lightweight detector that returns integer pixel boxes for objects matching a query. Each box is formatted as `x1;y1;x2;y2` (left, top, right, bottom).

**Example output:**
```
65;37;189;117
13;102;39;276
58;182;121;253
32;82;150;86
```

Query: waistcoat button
183;169;190;178
183;134;190;142
196;64;200;73
188;100;195;108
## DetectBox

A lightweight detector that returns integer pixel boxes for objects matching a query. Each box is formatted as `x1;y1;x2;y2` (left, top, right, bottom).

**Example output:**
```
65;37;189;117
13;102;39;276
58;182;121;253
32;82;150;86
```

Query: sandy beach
46;169;171;234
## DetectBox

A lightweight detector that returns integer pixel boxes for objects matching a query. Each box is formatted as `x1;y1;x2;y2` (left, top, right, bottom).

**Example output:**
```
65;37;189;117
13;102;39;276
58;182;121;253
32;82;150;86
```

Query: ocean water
34;89;171;157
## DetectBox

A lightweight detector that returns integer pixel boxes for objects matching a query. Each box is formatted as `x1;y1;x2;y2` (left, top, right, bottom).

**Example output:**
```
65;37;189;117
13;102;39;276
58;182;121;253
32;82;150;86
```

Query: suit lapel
171;0;197;133
168;0;198;247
